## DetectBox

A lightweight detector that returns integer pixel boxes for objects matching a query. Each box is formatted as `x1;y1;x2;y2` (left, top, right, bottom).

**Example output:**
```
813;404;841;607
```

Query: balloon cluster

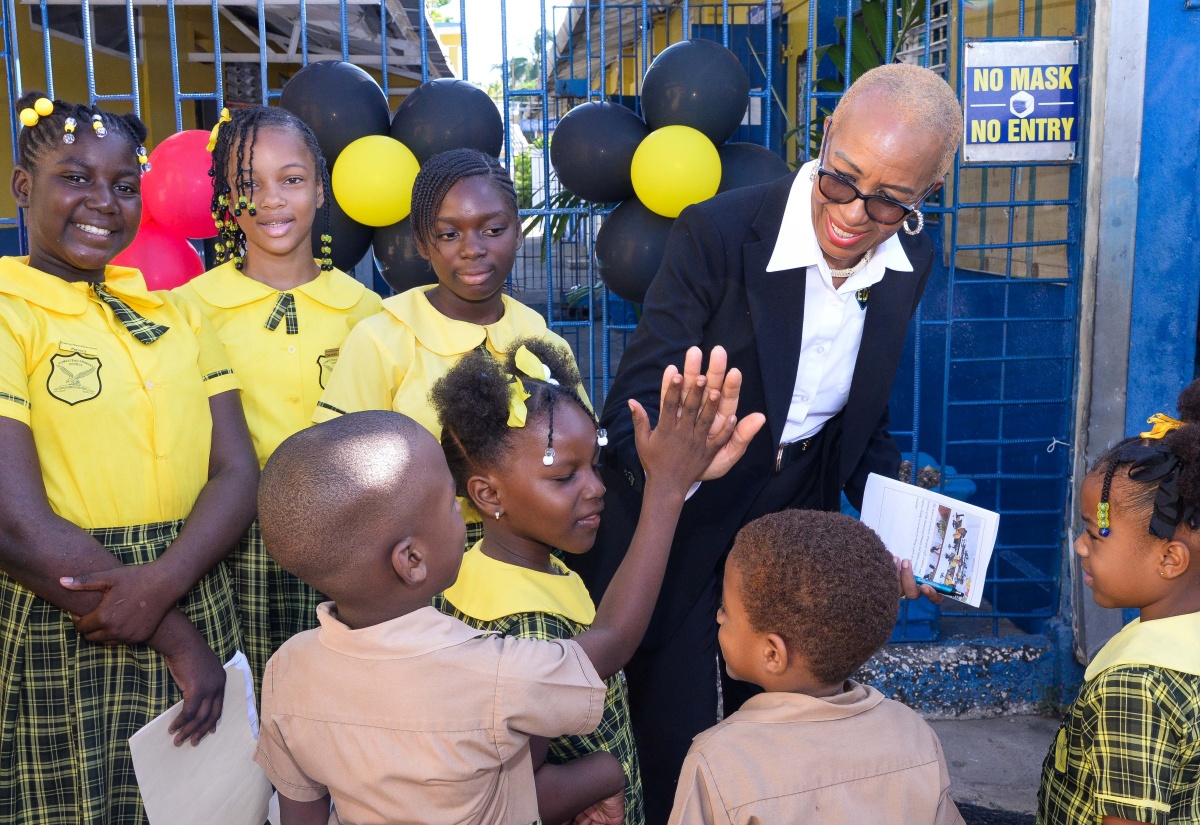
112;129;212;288
550;39;789;303
281;63;504;293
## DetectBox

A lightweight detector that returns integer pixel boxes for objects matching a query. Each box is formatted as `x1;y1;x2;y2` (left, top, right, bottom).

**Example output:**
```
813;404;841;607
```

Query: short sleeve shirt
254;604;606;825
1037;614;1200;825
312;286;586;438
0;257;239;528
176;262;381;468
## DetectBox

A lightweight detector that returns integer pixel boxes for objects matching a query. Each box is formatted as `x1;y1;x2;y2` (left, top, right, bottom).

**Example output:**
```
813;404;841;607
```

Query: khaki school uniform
441;544;645;824
176;262;381;693
255;603;606;825
313;285;586;541
668;682;964;825
0;257;241;825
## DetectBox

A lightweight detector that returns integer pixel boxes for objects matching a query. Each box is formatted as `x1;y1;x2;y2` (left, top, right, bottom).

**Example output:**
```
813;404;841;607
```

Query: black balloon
373;218;435;294
281;61;390;163
595;198;675;304
717;142;791;194
315;197;374;273
550;102;648;204
390;79;504;164
641;40;750;146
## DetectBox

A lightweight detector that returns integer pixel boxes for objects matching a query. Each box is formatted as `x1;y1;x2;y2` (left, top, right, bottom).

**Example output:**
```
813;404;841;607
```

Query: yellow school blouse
313;285;585;438
0;257;240;529
176;262;382;468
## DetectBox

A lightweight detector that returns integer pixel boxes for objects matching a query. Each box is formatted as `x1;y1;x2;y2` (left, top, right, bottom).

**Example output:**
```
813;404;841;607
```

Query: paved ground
931;714;1062;822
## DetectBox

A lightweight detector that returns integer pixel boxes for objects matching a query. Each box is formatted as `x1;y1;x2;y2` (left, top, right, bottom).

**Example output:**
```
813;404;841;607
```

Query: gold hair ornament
18;97;54;128
206;107;232;153
1141;413;1184;441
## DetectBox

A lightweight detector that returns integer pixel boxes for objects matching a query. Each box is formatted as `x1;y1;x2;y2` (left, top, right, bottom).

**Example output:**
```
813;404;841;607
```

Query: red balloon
112;219;204;290
142;130;218;240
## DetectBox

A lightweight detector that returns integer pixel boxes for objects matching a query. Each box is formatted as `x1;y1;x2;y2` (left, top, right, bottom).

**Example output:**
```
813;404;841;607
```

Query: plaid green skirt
227;520;324;697
0;519;241;825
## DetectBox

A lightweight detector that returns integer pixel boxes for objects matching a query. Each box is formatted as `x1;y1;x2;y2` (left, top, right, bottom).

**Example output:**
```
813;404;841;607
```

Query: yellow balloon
332;135;421;227
630;125;721;218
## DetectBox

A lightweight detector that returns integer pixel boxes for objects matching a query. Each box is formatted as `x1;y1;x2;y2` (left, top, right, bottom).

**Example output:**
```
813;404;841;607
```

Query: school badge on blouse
317;348;339;389
855;288;870;310
48;351;102;405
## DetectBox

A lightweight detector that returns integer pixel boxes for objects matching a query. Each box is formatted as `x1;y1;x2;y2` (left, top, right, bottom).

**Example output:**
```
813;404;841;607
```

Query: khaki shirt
255;604;606;825
669;682;965;825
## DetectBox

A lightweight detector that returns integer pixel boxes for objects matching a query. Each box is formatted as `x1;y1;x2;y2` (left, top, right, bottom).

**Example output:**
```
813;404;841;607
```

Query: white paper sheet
859;472;1000;608
130;651;272;825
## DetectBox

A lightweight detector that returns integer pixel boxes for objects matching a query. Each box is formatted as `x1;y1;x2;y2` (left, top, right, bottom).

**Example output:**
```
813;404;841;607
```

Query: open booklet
129;651;273;825
858;472;999;608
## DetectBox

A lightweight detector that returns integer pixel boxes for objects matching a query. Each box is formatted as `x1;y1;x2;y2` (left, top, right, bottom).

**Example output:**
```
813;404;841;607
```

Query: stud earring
903;209;924;235
494;510;501;520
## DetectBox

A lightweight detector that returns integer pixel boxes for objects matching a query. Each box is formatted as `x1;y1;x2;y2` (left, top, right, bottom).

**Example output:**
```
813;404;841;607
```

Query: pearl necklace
828;247;874;280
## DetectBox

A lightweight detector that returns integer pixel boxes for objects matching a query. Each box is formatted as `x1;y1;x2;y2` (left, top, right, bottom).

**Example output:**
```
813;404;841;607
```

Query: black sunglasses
815;135;939;224
816;168;936;225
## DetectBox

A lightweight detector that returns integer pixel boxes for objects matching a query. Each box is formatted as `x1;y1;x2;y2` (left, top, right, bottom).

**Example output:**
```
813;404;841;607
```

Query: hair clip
207;107;232;153
136;146;151;173
597;428;608;447
63;117;76;144
1141;413;1184;441
542;447;555;466
19;97;54;128
91;114;107;138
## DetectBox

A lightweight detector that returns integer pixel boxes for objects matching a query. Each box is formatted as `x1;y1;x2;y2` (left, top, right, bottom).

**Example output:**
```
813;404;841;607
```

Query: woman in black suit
570;63;966;823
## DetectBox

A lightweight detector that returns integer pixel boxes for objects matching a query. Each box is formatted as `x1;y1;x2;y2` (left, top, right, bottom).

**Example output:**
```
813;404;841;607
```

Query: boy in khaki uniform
669;510;964;825
254;349;758;825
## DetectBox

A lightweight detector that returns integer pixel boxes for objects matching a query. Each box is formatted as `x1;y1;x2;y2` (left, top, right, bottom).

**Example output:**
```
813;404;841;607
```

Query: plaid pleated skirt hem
227;519;324;697
0;519;241;825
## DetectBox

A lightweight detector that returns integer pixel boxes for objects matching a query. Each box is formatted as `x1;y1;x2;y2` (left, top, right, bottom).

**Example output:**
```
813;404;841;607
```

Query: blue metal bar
299;0;309;64
37;0;51;99
258;0;269;104
379;0;388;98
457;0;467;79
81;0;97;104
340;0;350;62
3;0;26;250
418;0;429;83
125;0;139;118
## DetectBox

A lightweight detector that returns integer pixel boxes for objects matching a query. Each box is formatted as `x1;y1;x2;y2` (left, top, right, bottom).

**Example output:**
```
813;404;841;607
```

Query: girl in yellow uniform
176;107;381;692
0;92;258;825
314;148;584;547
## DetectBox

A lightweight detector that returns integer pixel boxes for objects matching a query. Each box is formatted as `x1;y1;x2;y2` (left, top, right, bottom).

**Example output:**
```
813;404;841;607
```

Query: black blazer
572;171;935;647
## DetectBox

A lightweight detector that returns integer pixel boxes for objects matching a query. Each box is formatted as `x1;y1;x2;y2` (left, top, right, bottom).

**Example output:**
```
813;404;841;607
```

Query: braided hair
430;336;592;496
15;90;148;172
209;106;333;271
1093;379;1200;539
409;148;519;251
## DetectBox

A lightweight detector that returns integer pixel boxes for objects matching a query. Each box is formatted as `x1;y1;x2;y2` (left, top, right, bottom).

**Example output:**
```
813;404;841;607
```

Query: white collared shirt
768;160;913;443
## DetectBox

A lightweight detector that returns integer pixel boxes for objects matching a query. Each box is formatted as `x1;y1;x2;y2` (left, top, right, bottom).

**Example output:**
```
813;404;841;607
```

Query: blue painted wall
1125;4;1200;429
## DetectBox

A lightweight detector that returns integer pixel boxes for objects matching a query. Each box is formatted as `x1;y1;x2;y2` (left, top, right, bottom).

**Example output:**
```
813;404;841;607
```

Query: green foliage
790;0;926;160
513;151;533;210
426;0;451;23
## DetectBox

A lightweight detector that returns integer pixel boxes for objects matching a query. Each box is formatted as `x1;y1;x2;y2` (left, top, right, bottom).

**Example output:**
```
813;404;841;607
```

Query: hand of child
570;791;624;825
630;357;728;493
895;557;946;605
161;624;227;747
60;563;176;645
678;346;766;481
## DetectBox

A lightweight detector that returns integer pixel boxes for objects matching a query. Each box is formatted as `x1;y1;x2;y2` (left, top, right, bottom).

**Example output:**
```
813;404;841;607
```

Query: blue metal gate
0;0;1089;643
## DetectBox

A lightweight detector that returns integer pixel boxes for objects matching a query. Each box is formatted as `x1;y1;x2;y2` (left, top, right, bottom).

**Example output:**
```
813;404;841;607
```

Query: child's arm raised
575;348;760;680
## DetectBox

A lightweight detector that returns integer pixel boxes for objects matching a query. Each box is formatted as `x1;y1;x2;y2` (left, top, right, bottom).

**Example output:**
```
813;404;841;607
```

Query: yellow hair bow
1141;413;1184;440
206;108;232;153
514;344;558;386
507;375;530;428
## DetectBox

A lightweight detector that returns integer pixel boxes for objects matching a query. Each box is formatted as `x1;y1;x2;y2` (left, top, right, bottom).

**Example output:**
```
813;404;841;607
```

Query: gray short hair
835;63;964;178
